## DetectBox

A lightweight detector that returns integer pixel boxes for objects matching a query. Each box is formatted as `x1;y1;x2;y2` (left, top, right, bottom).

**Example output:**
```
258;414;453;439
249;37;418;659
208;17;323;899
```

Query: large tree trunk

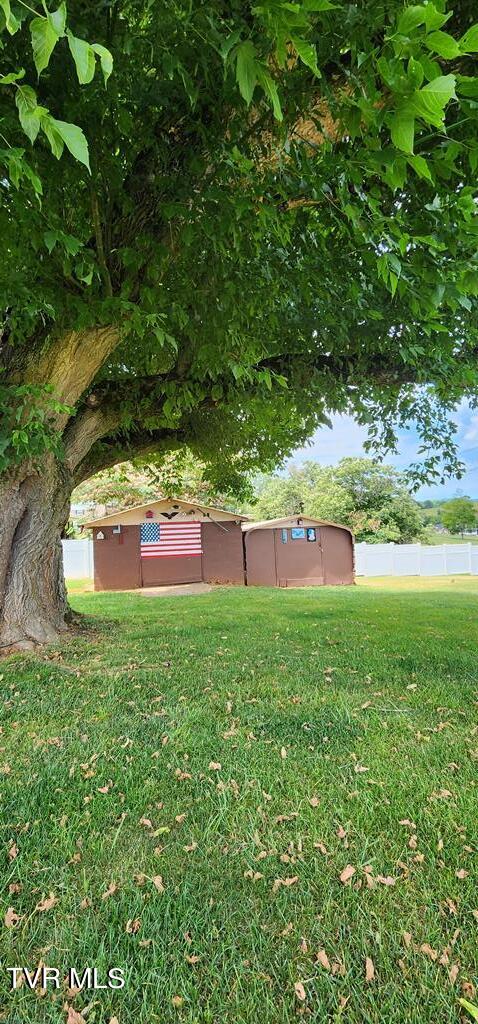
0;459;72;650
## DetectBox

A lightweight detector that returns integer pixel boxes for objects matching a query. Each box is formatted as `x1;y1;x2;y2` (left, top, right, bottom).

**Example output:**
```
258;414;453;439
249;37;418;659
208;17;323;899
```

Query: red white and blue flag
140;521;202;558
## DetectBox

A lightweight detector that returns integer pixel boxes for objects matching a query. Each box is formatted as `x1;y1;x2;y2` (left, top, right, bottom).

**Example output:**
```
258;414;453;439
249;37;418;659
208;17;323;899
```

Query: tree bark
0;458;72;650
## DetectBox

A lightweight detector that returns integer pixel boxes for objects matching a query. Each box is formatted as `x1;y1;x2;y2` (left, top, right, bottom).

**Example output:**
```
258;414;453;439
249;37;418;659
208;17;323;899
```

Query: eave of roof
82;496;250;528
242;515;353;536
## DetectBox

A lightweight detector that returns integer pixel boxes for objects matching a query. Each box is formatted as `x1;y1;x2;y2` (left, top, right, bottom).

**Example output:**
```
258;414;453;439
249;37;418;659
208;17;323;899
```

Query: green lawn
1;579;477;1023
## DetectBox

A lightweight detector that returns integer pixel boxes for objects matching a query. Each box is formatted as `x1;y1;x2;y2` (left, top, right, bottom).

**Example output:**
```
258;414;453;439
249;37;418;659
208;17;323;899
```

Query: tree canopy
2;0;478;642
252;458;424;541
440;495;478;533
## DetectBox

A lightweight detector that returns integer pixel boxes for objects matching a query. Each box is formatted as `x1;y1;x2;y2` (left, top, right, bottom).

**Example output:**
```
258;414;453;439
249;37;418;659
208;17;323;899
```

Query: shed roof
82;496;249;528
242;515;353;536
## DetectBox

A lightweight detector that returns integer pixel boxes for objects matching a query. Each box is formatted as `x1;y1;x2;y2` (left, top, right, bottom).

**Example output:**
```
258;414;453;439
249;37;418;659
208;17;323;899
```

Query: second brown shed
242;516;354;587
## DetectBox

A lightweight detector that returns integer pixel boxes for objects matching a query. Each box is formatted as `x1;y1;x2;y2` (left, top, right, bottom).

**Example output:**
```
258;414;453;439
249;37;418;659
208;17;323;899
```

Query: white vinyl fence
61;538;478;581
62;538;94;579
355;542;478;577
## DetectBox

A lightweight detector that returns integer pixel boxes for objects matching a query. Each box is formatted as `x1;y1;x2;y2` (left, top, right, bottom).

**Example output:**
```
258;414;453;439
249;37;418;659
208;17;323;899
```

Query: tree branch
22;325;121;424
63;404;122;472
73;428;184;485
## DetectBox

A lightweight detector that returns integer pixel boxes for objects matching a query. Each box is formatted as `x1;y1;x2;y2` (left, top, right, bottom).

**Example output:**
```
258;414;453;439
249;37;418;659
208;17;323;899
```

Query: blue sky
287;400;478;500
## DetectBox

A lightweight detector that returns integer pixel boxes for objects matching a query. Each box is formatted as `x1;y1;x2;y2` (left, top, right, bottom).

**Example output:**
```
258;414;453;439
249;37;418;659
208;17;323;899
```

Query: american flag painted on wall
140;520;202;558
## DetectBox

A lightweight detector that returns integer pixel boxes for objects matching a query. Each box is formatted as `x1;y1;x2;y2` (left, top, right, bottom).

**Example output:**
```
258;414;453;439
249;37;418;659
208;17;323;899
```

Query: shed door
274;528;324;587
140;520;203;587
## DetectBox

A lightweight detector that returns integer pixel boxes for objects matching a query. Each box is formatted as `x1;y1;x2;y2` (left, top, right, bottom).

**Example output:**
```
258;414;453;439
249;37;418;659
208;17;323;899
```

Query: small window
281;528;288;543
291;527;306;540
307;528;316;542
112;525;121;534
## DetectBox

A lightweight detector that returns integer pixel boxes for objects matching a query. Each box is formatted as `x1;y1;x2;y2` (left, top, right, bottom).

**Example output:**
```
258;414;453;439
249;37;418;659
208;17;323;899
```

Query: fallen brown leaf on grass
272;875;299;892
4;907;20;928
314;841;328;855
79;897;91;910
152;875;164;892
403;932;412;948
365;957;375;982
66;1007;86;1024
244;869;264;882
7;842;18;861
316;949;331;971
339;865;356;885
280;747;287;760
294;982;306;1001
420;943;438;961
309;796;320;807
449;964;459;984
126;918;141;934
209;761;221;771
36;893;57;912
101;882;118;900
185;954;201;964
456;869;469;880
171;995;183;1008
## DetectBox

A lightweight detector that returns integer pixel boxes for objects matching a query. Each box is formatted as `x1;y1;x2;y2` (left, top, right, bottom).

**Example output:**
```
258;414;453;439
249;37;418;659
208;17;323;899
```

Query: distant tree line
72;456;478;544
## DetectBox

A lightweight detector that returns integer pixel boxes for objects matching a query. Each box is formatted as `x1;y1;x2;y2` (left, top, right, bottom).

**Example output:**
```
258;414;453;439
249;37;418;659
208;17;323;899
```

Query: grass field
1;578;477;1023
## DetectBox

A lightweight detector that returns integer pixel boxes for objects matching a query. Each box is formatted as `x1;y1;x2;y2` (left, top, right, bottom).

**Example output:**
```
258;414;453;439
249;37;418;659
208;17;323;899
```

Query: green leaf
390;106;415;154
48;2;66;37
397;5;429;35
302;0;336;9
0;69;25;85
91;43;113;84
30;16;61;74
407;153;433;181
220;28;242;60
40;113;64;158
407;57;424;89
460;24;478;52
257;68;283;120
291;36;321;76
235;40;258;105
412;74;456;128
459;1000;478;1023
397;3;449;35
67;32;96;84
0;0;19;34
425;31;461;59
51;118;90;170
15;86;41;143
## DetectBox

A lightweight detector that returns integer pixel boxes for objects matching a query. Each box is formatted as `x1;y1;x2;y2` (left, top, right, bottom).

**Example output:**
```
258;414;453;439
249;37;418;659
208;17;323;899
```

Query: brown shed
242;516;354;588
83;497;248;591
